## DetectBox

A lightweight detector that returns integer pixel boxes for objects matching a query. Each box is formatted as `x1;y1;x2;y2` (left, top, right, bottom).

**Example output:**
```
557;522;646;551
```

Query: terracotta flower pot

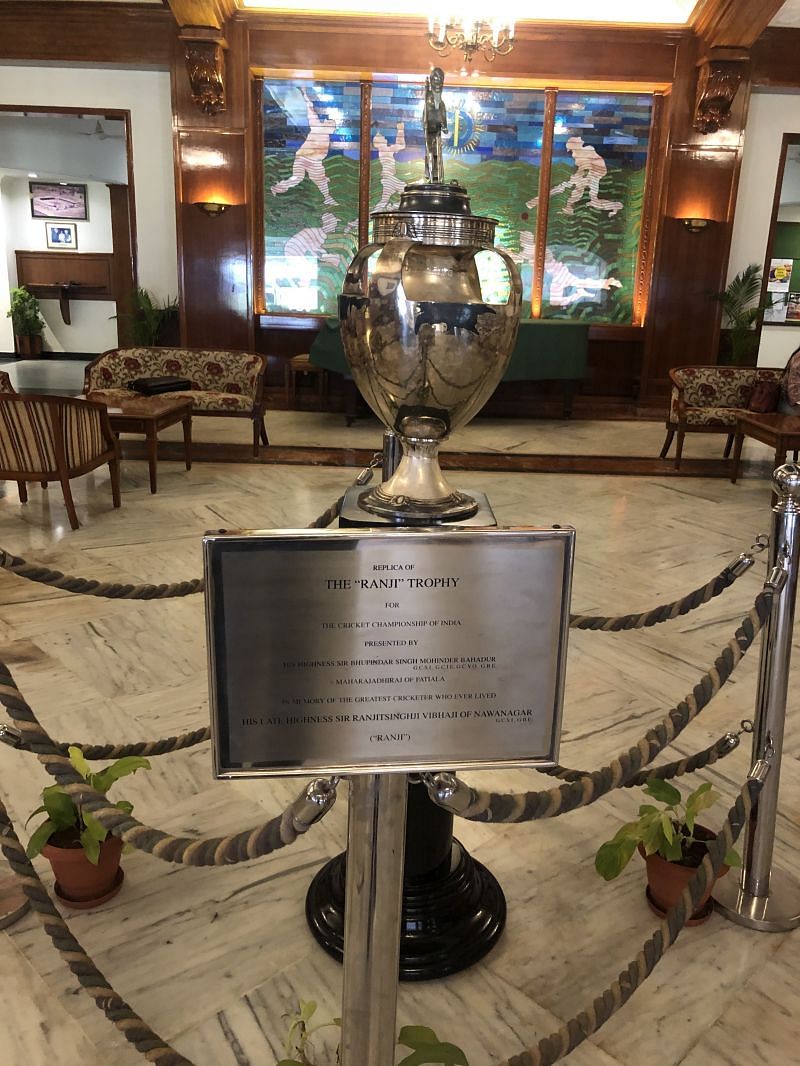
42;833;124;909
639;828;729;926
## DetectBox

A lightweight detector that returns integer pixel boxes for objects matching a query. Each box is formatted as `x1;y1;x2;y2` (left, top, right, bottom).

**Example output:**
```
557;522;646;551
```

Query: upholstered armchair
660;366;785;468
0;393;121;529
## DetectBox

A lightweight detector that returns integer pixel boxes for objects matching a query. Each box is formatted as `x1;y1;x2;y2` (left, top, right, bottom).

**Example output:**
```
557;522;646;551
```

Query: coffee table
89;394;193;494
730;413;800;484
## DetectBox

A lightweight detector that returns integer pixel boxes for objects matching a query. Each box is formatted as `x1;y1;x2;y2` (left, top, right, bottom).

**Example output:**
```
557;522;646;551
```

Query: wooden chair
0;393;121;529
284;353;328;409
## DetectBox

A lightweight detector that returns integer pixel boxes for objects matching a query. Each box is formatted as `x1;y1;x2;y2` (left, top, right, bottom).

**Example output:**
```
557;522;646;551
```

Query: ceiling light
428;13;514;63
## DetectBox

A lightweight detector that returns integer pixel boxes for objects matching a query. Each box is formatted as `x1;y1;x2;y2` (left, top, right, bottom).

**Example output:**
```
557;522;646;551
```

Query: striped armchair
0;393;121;530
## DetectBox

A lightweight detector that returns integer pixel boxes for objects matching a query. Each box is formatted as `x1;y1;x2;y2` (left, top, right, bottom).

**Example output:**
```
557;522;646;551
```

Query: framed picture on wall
30;181;88;220
45;222;78;249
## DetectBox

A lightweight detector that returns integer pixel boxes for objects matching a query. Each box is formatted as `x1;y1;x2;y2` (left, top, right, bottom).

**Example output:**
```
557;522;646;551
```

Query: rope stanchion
0;798;194;1065
495;771;766;1066
425;590;771;824
568;551;756;631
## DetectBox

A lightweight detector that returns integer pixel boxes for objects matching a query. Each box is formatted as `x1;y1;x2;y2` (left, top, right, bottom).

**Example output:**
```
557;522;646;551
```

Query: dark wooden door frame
0;104;138;347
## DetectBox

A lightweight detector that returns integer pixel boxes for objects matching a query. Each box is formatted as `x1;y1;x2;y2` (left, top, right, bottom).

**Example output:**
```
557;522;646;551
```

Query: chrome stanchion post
715;464;800;931
340;773;407;1066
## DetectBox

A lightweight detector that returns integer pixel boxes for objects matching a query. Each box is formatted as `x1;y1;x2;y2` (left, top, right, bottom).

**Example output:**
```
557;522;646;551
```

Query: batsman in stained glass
263;79;360;315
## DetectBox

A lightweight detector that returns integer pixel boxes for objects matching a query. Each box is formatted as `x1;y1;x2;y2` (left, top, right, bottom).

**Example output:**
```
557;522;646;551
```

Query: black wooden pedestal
305;780;506;980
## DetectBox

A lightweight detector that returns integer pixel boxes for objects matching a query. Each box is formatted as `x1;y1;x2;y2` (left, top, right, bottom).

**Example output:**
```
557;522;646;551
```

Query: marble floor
0;418;798;1066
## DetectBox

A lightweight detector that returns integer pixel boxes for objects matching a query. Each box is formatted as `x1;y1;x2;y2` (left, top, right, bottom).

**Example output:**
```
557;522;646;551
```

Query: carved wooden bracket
693;56;747;135
182;36;227;116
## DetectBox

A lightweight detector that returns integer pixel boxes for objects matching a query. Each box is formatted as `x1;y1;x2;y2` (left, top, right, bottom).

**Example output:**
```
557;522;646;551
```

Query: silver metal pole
715;464;800;931
340;773;407;1066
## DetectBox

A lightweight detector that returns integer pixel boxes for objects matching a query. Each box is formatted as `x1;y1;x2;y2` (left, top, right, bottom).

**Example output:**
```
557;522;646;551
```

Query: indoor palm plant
7;285;45;356
715;263;770;366
595;779;741;925
26;745;150;908
113;287;179;346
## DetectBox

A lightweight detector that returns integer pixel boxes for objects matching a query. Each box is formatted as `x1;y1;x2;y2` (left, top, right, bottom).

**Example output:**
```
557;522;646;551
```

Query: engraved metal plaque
204;527;573;777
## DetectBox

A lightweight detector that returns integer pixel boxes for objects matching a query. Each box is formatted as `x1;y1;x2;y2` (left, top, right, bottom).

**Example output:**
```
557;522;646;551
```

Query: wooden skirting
119;439;753;478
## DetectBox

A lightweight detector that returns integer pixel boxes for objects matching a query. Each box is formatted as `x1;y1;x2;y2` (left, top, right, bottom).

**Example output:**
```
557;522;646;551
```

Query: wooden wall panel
752;28;800;89
176;130;251;349
247;19;680;87
0;2;176;66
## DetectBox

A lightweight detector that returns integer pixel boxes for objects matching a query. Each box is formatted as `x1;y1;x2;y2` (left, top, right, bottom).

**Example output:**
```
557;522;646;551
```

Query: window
259;77;654;324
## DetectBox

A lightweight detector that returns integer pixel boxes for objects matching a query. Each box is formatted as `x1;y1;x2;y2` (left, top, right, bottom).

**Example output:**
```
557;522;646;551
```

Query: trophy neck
371;180;498;248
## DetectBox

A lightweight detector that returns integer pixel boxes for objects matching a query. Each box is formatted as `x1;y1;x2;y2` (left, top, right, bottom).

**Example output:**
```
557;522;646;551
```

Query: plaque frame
204;526;574;778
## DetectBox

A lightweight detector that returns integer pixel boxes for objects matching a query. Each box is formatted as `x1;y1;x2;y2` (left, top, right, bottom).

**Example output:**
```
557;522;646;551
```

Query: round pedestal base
306;839;506;981
358;485;478;524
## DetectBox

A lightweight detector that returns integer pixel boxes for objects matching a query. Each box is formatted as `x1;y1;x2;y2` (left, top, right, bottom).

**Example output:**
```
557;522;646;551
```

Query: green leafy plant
113;287;179;346
276;1002;469;1065
715;263;770;366
25;746;150;865
7;286;45;336
595;779;742;881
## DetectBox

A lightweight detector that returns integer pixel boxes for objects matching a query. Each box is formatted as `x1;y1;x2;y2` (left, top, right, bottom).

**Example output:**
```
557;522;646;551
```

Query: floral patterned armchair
84;347;268;455
660;366;785;468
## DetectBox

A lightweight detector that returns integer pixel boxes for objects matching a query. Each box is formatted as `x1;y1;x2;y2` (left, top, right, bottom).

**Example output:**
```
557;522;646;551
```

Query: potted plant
595;779;741;925
715;263;770;367
26;745;150;909
7;285;45;356
113;287;179;346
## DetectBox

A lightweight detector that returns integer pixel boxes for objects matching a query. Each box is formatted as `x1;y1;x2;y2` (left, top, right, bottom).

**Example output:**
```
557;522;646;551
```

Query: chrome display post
340;773;408;1066
715;464;800;931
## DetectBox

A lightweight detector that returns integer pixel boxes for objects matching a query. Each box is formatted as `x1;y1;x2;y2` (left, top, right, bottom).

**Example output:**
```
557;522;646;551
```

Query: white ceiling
771;0;800;27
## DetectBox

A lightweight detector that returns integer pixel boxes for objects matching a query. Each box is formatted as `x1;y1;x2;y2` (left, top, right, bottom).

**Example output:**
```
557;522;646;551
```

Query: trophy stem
358;436;478;522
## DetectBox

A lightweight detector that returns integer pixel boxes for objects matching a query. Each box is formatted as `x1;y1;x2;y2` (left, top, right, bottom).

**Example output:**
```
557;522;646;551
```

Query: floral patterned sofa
84;347;268;455
660;365;785;468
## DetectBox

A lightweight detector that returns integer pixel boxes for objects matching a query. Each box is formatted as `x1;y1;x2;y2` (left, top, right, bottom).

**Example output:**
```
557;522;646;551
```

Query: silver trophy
339;68;522;522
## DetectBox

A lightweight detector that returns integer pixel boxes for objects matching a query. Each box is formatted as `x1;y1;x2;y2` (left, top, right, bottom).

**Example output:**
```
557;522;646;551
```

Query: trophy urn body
340;181;522;522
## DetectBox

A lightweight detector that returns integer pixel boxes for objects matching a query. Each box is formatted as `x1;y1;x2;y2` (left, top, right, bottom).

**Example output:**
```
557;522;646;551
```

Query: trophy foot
306;839;506;980
358;485;478;523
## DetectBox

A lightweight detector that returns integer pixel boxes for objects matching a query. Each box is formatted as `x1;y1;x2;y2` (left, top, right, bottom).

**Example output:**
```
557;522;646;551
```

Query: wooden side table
731;413;800;484
89;394;193;494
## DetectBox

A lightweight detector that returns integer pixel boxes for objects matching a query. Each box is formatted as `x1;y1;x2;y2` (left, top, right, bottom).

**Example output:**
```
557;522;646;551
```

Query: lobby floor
0;418;798;1066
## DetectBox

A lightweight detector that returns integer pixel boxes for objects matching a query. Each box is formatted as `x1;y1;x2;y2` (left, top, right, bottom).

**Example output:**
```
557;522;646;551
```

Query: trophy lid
371;181;498;248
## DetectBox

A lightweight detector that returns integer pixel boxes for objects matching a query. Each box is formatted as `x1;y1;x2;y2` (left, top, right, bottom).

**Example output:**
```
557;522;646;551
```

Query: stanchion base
306;839;506;981
713;867;800;931
0;870;30;930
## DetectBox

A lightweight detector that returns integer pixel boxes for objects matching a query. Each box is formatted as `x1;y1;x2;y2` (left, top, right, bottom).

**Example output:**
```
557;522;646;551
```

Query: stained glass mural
261;79;652;324
263;78;360;315
541;91;652;322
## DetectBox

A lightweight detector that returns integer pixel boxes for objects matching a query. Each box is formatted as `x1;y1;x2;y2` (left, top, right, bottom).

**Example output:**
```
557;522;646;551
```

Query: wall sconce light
193;201;230;218
682;217;712;234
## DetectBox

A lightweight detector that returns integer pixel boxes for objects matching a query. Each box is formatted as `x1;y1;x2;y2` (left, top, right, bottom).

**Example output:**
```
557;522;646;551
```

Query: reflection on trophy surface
339;68;522;522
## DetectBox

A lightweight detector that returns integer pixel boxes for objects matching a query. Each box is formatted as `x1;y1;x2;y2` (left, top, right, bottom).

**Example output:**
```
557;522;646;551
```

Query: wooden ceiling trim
167;0;236;30
0;2;176;65
691;0;787;49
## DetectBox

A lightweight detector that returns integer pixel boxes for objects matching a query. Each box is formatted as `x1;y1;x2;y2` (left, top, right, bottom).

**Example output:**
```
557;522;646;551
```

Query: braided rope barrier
0;493;345;601
0;773;764;1066
568;553;753;631
0;797;193;1065
495;775;764;1066
426;589;770;824
0;659;338;865
537;729;743;787
1;721;211;760
0;538;754;632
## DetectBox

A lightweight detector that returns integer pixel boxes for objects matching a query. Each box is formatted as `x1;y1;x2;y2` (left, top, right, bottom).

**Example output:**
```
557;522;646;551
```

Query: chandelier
427;13;515;64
